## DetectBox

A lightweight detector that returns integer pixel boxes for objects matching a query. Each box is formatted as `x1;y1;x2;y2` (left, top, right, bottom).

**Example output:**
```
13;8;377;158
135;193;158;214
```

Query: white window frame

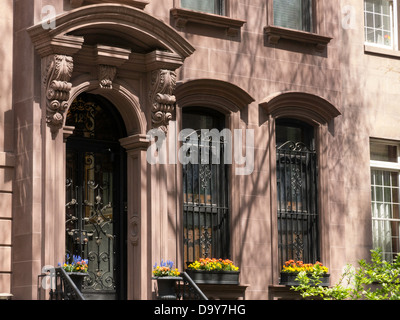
370;139;400;260
364;0;399;50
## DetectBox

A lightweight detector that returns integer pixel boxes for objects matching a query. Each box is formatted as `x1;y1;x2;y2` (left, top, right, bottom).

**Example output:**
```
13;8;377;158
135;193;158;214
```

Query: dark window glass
273;0;313;32
181;0;225;15
66;93;125;142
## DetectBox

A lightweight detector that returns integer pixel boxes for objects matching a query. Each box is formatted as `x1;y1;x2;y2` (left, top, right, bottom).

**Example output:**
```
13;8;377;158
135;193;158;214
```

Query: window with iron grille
273;0;313;32
182;108;230;266
370;140;400;261
276;119;319;268
181;0;225;15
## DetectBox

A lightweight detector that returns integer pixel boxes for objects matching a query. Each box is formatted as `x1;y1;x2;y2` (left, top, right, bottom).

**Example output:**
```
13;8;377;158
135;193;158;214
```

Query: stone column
120;134;150;300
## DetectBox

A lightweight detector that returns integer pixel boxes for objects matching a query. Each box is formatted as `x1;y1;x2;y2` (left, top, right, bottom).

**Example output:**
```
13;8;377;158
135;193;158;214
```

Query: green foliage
291;249;400;300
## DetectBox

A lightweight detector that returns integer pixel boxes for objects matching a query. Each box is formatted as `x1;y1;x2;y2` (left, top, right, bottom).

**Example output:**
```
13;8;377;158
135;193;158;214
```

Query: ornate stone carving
149;69;177;133
44;54;74;135
98;65;116;89
129;216;140;246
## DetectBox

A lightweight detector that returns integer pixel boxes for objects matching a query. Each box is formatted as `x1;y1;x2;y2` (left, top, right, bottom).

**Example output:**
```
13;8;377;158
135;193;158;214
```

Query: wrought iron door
276;120;319;268
65;94;127;300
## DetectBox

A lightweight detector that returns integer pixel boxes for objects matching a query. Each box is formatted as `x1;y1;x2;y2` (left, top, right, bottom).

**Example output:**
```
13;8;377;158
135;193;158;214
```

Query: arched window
261;91;341;278
182;107;230;265
276;119;319;267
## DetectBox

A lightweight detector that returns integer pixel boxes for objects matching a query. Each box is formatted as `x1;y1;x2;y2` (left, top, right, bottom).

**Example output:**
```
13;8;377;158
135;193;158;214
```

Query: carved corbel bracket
95;45;131;90
149;69;177;133
98;65;117;89
43;54;74;136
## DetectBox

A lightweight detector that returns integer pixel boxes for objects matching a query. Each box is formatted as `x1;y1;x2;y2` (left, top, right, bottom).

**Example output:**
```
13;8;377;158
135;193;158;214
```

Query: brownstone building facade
1;0;399;300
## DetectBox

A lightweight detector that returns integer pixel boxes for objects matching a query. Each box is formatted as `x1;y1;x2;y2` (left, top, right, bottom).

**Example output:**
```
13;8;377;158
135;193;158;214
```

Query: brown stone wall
7;0;398;300
0;0;13;297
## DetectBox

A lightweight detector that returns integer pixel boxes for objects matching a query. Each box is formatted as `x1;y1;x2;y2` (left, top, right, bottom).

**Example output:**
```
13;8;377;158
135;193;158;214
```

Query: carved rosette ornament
44;54;74;135
149;69;177;133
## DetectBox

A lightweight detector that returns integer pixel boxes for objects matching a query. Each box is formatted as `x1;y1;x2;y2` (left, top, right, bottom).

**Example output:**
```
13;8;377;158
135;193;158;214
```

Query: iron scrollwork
276;139;319;266
66;175;116;293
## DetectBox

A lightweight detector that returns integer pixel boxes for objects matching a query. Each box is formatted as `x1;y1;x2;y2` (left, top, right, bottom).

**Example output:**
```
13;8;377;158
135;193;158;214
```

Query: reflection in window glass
364;0;396;48
371;169;400;260
181;0;225;15
273;0;313;32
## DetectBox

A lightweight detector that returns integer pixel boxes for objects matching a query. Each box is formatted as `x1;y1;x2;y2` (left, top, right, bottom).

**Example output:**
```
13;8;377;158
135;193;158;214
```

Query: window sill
264;25;332;52
70;0;149;9
170;8;246;37
364;44;400;58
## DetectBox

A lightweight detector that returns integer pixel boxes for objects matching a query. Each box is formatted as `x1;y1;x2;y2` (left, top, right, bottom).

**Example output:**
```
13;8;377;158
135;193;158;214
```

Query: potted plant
152;260;182;300
59;254;89;291
185;258;240;285
280;260;330;286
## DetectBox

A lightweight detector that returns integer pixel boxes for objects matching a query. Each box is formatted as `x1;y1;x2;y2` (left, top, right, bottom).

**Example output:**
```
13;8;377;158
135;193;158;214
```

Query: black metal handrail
37;267;85;300
178;272;208;300
39;269;205;300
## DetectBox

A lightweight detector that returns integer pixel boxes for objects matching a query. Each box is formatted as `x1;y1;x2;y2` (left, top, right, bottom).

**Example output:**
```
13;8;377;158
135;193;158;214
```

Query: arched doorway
65;93;127;300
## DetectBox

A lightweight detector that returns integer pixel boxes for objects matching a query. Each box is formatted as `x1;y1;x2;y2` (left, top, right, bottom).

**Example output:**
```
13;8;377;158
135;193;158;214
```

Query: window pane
181;0;224;15
376;186;384;201
371;169;400;260
366;12;375;27
370;142;398;162
376;1;383;13
366;1;374;11
375;14;382;28
273;0;312;32
364;0;394;47
382;1;391;14
383;15;391;30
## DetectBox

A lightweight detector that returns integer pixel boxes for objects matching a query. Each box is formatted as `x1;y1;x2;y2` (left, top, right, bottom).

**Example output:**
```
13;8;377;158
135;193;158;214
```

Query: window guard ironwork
183;129;230;266
277;140;319;266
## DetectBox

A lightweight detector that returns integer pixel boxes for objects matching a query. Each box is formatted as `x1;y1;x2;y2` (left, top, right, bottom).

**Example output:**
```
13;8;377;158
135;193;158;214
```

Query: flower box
185;258;240;285
280;272;330;287
185;269;240;285
154;276;183;300
67;272;87;291
280;260;329;286
152;260;182;300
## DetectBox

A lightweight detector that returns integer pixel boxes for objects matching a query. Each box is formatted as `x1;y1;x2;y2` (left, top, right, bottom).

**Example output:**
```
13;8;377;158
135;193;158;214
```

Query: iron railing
38;269;206;300
177;272;208;300
37;267;85;300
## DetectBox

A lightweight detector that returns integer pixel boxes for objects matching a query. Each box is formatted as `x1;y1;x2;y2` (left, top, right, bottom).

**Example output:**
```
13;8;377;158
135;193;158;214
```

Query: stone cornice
70;0;149;10
264;25;332;52
27;4;195;60
95;44;132;67
27;33;84;58
175;79;254;112
119;134;150;151
260;91;341;125
171;8;246;37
